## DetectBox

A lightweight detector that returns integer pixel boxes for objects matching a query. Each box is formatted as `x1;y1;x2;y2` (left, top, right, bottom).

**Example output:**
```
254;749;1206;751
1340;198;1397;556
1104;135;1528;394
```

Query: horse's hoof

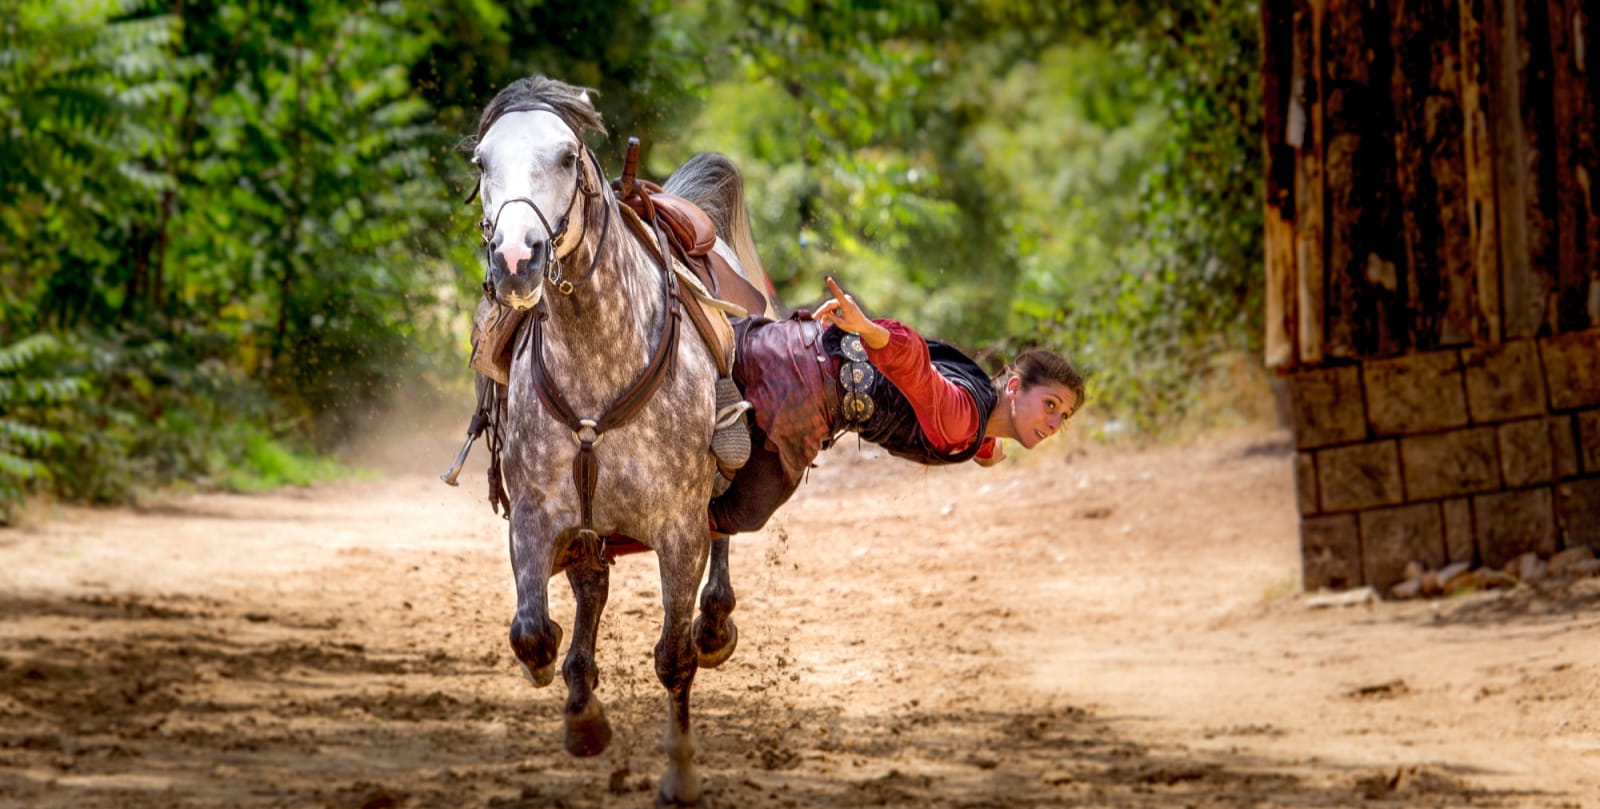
514;623;562;687
656;788;708;808
517;658;558;687
564;700;612;757
693;615;737;669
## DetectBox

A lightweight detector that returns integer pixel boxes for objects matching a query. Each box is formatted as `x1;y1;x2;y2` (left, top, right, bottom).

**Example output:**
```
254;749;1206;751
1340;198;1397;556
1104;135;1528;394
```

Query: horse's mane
663;153;771;311
474;75;606;143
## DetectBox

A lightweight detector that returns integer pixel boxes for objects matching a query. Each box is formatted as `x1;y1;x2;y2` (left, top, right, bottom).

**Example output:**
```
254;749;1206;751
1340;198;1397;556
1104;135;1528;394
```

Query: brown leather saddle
614;179;767;318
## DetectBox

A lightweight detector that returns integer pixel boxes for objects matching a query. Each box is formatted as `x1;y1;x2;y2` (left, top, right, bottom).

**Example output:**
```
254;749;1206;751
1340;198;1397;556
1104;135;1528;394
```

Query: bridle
469;104;613;297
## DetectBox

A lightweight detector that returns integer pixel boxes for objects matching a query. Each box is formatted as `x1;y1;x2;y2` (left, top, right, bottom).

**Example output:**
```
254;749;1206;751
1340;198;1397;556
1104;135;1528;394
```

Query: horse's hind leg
507;500;563;688
654;529;711;807
693;535;737;668
561;560;612;757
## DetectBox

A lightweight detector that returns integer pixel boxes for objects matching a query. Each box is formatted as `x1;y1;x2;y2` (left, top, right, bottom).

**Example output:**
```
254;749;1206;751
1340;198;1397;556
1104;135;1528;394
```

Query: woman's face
1007;380;1077;449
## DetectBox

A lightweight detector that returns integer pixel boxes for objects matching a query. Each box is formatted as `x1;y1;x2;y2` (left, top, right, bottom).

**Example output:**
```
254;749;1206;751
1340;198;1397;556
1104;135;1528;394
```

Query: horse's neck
540;205;667;380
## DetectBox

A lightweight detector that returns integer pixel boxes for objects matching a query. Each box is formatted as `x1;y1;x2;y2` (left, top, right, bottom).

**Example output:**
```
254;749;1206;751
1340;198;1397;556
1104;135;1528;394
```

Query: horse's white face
475;109;591;310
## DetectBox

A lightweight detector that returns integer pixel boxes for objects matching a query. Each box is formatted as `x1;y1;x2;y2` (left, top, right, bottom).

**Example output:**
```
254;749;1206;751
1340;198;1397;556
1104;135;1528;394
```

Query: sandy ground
2;420;1598;809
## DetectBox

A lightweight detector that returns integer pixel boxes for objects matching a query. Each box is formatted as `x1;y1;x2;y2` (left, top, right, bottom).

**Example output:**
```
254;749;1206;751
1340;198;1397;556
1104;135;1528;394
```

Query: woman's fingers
814;299;839;325
825;278;865;318
818;277;872;334
826;278;858;312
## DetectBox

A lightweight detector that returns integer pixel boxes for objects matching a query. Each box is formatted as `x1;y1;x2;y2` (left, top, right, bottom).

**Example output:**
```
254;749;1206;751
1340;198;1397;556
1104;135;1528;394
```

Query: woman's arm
813;278;982;454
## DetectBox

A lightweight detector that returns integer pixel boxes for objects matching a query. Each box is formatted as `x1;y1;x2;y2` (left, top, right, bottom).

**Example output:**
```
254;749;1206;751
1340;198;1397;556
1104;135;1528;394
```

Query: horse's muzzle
490;267;545;311
489;230;550;278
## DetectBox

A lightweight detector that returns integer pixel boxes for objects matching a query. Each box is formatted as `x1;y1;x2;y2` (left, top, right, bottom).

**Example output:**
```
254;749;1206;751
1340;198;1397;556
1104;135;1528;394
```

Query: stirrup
439;409;488;487
711;376;751;470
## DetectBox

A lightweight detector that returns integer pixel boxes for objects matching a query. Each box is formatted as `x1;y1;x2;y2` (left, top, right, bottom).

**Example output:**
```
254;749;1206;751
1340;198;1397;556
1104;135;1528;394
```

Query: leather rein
476;104;684;566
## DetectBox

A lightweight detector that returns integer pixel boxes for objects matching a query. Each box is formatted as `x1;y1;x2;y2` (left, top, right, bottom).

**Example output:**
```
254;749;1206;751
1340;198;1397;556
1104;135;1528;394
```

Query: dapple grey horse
469;75;771;807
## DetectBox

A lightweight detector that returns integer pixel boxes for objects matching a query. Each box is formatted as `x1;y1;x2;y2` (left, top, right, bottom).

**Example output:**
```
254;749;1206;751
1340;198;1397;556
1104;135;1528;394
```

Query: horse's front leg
561;559;612;757
654;523;711;807
507;498;563;688
693;535;737;668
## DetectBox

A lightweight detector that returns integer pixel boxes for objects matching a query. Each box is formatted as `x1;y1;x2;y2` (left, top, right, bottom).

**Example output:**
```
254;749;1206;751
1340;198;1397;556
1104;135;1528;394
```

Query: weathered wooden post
1263;0;1600;593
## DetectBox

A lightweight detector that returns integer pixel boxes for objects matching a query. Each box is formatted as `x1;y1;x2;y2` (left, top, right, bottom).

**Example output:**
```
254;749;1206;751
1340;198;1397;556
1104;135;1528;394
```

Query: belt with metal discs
838;333;876;426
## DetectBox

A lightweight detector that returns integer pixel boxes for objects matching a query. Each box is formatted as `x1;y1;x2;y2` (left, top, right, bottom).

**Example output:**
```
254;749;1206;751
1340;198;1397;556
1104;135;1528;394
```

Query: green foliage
2;0;469;445
6;330;353;509
215;428;352;493
0;334;82;522
1052;0;1265;431
0;0;180;332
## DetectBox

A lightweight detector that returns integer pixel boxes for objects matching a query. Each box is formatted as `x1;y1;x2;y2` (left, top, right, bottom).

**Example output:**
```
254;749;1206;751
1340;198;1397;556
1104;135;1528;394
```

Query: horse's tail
663;153;779;317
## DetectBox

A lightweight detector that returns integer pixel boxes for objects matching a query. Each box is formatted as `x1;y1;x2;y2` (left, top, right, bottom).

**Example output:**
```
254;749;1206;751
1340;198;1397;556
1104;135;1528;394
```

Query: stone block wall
1288;331;1600;593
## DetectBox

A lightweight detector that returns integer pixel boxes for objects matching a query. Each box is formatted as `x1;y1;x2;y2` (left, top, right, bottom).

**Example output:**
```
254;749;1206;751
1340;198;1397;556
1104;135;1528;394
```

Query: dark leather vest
822;327;998;464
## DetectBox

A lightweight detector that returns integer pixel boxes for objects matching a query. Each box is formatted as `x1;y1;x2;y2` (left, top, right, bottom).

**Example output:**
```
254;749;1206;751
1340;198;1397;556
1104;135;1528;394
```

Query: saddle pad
470;295;529;386
705;245;770;320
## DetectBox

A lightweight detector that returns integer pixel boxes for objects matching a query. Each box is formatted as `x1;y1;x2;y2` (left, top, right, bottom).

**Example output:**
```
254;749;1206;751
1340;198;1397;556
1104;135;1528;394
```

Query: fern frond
0;333;60;372
0;418;60;452
116;79;179;108
116;160;175;191
0;450;48;482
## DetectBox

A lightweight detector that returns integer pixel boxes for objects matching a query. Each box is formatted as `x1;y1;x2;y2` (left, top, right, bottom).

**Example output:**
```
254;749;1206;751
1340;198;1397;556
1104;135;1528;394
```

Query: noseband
472;105;613;297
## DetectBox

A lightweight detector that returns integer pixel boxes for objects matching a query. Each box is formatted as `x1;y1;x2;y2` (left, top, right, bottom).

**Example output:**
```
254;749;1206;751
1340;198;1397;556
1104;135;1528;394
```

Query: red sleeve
864;319;980;453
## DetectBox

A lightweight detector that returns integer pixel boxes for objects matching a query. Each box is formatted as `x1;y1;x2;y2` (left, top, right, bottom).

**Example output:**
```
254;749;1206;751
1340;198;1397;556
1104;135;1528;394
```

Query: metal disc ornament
842;361;876;393
840;333;869;362
841;390;875;423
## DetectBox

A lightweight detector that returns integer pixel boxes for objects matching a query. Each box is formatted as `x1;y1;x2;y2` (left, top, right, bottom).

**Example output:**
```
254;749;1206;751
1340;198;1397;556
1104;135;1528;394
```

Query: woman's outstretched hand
974;440;1007;467
813;277;890;349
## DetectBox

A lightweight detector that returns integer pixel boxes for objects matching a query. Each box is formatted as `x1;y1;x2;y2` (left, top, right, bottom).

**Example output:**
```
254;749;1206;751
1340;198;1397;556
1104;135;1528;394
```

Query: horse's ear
575;90;607;136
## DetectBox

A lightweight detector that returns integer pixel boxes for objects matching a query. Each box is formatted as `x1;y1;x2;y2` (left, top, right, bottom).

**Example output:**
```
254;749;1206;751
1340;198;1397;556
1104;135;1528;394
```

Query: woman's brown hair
997;350;1086;418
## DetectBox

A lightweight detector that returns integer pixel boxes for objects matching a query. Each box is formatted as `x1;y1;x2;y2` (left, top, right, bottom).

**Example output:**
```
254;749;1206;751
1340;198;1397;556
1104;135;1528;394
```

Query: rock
1566;558;1600;577
968;752;999;770
1547;546;1596;576
608;768;630;795
1507;552;1546;582
1436;561;1472;585
1442;569;1483;593
1403;560;1425;581
1476;568;1518;589
1306;586;1379;608
1419;569;1442;597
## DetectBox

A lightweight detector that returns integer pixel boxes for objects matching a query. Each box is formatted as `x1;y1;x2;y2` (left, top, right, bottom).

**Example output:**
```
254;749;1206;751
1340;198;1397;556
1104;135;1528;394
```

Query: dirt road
2;424;1597;808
